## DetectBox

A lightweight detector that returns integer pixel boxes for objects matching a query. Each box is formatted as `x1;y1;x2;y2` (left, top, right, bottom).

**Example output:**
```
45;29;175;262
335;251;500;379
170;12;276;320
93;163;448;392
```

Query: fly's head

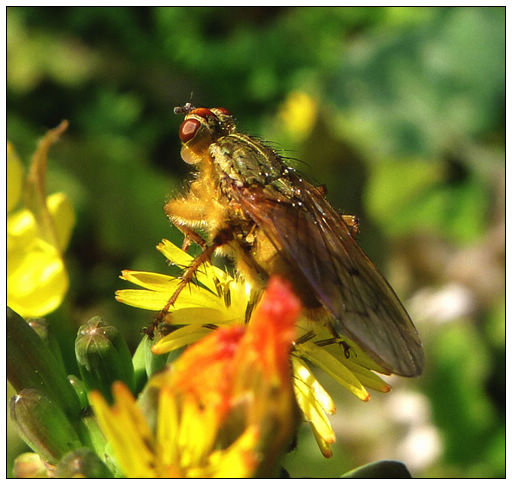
174;105;236;165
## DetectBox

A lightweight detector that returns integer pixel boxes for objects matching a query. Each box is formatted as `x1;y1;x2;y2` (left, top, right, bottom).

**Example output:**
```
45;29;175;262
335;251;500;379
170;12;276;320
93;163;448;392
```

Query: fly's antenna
173;102;196;115
174;92;195;115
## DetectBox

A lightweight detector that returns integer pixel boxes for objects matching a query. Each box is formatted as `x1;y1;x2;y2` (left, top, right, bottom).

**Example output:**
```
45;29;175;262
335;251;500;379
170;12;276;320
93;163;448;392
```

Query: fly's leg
155;243;219;322
339;340;354;359
342;214;360;238
175;224;207;252
145;243;219;339
314;336;353;359
147;230;233;338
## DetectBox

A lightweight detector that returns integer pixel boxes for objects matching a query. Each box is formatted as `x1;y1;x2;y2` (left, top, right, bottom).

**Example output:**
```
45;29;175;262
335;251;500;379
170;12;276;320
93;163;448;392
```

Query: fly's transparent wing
230;178;424;377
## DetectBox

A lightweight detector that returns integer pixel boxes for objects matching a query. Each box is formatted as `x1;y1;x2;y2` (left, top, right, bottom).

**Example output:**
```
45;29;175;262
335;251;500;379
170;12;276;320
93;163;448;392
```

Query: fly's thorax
210;133;287;188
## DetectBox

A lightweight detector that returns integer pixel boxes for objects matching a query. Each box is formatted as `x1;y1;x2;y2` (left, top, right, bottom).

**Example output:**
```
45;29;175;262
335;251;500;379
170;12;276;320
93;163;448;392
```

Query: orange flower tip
325;435;336;445
321;448;333;459
260;276;302;321
89;390;101;401
112;380;131;397
119;270;131;280
362;393;371;402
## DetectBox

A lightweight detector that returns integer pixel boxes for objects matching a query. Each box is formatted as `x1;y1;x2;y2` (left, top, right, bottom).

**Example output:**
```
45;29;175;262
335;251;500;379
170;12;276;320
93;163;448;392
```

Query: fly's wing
230;177;424;377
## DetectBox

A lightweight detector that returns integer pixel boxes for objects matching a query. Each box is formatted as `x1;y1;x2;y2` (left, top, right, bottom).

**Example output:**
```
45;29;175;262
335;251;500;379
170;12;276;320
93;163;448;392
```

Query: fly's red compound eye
214;107;231;116
190;107;214;118
179;118;201;143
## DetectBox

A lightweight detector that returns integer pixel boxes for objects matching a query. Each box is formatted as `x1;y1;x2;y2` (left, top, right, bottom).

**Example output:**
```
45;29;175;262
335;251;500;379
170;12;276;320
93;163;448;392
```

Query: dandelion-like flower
7;122;75;318
116;239;392;457
92;277;299;478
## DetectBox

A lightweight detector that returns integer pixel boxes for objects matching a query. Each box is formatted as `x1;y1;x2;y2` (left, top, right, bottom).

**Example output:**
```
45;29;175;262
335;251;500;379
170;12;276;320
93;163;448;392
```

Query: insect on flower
156;104;424;377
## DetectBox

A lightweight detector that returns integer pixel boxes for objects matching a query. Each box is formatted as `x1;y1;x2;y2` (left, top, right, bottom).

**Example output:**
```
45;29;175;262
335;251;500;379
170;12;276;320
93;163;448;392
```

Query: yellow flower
278;90;318;142
92;277;299;478
116;240;392;457
7;123;75;318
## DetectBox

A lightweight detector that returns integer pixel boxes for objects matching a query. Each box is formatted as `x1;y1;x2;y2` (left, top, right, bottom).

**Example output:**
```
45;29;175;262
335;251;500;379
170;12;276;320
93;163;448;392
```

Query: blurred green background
7;6;505;478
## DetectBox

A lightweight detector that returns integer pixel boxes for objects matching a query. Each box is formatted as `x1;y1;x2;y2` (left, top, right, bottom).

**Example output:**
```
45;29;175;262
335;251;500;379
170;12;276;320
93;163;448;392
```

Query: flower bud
75;316;135;402
10;389;82;464
13;452;49;478
132;335;168;392
56;448;113;478
132;336;148;393
67;374;89;410
7;307;82;420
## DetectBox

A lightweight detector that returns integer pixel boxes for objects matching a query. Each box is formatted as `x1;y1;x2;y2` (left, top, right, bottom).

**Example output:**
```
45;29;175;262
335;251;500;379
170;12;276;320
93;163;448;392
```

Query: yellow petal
151;324;213;355
120;270;179;292
178;396;219;470
205;426;261;478
115;289;171;311
311;425;333;458
156;387;179;470
7;209;38;248
7;236;68;318
295;341;370;402
291;357;336;446
115;286;229;312
292;357;335;414
165;307;242;326
341;364;392;393
90;383;157;478
157;239;227;293
322;344;391;391
46;192;75;251
329;341;390;375
156;239;194;267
